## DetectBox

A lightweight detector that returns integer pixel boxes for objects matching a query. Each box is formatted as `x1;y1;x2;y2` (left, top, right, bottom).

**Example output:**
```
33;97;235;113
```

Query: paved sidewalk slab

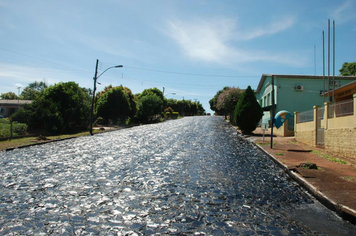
244;127;356;224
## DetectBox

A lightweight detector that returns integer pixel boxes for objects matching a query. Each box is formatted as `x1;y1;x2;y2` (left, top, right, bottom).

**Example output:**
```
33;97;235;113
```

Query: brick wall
295;130;315;146
325;128;356;160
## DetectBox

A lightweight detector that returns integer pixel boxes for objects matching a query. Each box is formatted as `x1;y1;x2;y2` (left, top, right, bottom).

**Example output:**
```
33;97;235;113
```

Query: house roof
255;74;356;93
323;80;356;96
0;100;32;105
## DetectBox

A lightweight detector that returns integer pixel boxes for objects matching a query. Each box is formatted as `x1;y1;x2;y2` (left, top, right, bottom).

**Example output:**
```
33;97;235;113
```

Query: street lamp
165;93;176;96
90;59;123;135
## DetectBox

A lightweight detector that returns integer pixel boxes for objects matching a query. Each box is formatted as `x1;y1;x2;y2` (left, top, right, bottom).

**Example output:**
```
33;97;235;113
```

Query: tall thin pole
90;59;99;135
270;75;275;149
328;19;330;101
333;20;335;101
314;45;316;75
323;31;325;103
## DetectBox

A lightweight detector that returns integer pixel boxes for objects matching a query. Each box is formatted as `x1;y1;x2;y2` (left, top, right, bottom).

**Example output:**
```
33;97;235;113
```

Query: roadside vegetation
210;85;263;134
311;150;348;165
0;130;106;151
0;81;206;142
341;176;356;182
0;118;28;138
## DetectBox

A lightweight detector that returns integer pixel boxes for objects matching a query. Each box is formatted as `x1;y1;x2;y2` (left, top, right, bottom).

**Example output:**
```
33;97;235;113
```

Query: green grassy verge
341;176;356;182
0;129;104;151
311;150;348;165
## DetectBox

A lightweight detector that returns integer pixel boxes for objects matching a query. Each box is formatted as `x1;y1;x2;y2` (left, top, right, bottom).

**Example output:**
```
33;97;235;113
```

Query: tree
233;86;263;134
11;81;91;135
177;99;191;116
121;86;137;120
196;101;205;115
138;87;166;110
138;87;165;101
167;99;179;112
1;92;18;100
137;93;163;123
21;81;47;100
209;87;229;115
339;62;356;76
216;87;242;122
95;86;135;125
166;98;205;116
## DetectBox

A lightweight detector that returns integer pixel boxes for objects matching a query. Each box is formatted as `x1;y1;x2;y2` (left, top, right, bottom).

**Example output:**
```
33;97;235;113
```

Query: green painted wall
255;75;356;125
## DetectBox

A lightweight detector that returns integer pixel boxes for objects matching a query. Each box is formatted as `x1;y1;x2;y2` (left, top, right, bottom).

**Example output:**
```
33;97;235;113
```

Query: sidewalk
244;127;356;224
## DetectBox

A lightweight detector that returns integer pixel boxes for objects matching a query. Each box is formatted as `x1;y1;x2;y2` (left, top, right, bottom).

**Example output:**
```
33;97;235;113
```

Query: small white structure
0;100;32;117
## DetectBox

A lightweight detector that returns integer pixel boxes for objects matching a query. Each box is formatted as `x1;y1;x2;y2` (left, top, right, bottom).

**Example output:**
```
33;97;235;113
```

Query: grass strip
311;150;348;165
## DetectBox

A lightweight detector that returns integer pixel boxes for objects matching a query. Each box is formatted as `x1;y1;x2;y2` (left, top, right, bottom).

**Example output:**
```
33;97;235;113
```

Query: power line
0;47;89;73
124;65;259;78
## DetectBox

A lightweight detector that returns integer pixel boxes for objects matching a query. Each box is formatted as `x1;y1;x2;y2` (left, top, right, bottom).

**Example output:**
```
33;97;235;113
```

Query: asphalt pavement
1;117;355;235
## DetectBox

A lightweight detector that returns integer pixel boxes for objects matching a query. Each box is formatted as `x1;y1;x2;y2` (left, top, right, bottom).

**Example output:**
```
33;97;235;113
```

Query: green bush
233;86;263;134
13;122;28;135
93;117;104;127
0;118;28;137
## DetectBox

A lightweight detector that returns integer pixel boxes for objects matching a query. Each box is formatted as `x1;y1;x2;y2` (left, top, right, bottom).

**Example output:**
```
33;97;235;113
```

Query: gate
316;106;324;145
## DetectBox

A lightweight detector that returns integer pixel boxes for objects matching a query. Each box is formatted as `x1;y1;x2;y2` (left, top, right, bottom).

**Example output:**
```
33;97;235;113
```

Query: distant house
0;100;32;118
255;74;356;136
324;80;356;103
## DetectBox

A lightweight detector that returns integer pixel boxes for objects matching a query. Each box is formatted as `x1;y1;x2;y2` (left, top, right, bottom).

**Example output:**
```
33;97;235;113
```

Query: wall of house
256;75;356;137
0;100;32;117
274;119;294;137
261;111;271;126
0;105;18;117
276;77;328;114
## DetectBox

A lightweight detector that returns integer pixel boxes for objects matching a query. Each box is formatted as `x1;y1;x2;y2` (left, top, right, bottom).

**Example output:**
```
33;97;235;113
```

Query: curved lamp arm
97;65;123;79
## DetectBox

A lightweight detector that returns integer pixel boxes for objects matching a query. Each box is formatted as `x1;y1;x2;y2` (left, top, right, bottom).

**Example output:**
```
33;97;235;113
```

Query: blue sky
1;0;355;114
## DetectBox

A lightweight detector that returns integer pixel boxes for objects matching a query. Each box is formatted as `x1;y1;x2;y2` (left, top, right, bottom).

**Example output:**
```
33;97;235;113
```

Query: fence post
354;94;356;118
294;111;299;138
10;118;13;140
313;106;319;146
324;102;329;130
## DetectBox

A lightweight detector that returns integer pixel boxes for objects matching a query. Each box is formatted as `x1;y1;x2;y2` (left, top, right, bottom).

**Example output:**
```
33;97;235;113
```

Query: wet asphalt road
0;116;355;235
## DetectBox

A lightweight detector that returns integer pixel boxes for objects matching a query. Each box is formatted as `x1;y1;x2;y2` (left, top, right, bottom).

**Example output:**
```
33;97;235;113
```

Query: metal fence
328;99;354;118
296;109;314;123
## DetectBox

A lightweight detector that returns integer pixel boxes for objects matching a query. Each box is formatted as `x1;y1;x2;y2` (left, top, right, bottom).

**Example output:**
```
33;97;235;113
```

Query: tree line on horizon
1;81;205;135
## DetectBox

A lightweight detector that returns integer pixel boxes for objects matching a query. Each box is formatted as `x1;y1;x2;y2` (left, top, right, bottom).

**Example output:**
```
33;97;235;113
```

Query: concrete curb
252;141;356;225
4;127;125;152
5;137;77;151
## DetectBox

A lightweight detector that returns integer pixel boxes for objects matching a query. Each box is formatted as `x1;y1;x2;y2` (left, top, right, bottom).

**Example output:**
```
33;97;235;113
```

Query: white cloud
166;18;236;63
331;0;355;24
166;16;304;68
239;16;296;40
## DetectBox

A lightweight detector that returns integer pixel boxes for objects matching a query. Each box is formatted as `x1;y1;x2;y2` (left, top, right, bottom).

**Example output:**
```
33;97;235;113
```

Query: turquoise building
255;74;356;127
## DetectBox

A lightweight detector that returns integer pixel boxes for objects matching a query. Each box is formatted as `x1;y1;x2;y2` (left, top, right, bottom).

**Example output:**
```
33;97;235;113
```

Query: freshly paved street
0;117;355;235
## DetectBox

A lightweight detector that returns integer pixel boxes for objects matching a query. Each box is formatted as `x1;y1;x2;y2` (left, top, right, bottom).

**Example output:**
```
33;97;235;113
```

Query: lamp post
90;59;123;135
17;87;21;104
165;93;176;96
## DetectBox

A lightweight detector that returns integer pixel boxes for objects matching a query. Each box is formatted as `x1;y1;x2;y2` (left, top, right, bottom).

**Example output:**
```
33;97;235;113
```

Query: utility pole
89;60;123;135
270;75;275;149
323;30;325;103
333;20;335;101
328;19;330;101
90;59;99;135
